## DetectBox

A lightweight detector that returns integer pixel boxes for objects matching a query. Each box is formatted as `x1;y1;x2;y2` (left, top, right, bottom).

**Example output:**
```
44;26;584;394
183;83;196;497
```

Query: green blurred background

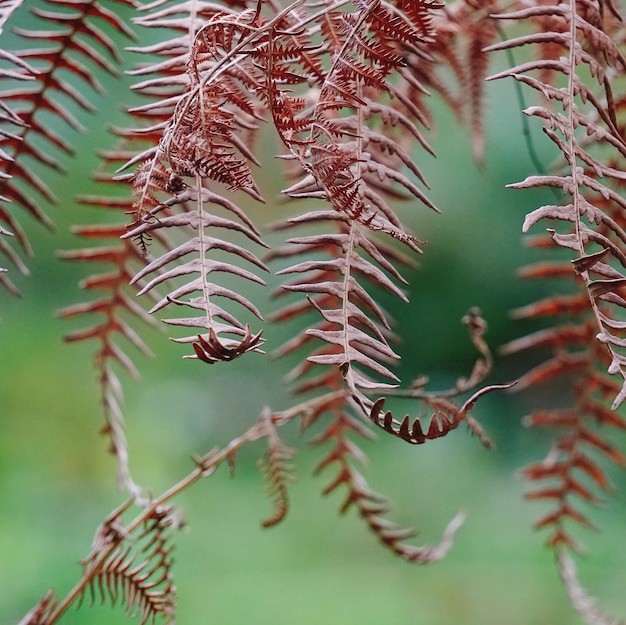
2;4;626;624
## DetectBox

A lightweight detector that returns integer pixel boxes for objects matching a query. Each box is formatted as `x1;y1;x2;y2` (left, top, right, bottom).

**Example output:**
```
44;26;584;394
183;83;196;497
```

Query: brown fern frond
311;406;465;563
271;0;442;242
17;589;58;625
505;327;626;551
117;2;277;361
493;12;626;565
258;411;295;528
368;388;497;447
427;0;500;161
503;209;626;558
123;181;269;362
0;0;134;257
81;506;177;625
367;310;509;449
489;1;626;410
271;210;410;406
58;215;158;494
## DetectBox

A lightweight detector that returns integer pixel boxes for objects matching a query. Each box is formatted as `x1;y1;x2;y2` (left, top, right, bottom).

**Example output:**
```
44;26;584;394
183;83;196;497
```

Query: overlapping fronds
503;249;626;551
268;212;487;557
118;2;273;363
487;1;626;407
12;1;626;624
492;2;626;621
492;0;626;529
0;0;33;289
259;0;509;561
269;0;445;406
280;0;443;241
0;0;135;281
501;219;626;625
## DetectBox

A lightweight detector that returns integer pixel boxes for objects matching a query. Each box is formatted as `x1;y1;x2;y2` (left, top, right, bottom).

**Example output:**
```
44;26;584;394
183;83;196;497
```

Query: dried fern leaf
0;0;134;263
490;0;626;412
258;412;295;528
81;507;178;625
124;177;268;362
311;406;465;563
59;215;158;495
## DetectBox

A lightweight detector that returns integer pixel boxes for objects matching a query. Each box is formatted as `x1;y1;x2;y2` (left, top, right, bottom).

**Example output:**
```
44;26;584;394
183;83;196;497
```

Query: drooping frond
311;402;466;563
492;4;626;619
270;211;409;407
260;0;509;559
502;243;626;553
0;0;135;270
279;0;443;242
118;2;272;362
488;0;626;410
58;213;159;495
428;0;500;161
258;410;295;528
0;6;35;290
123;178;269;363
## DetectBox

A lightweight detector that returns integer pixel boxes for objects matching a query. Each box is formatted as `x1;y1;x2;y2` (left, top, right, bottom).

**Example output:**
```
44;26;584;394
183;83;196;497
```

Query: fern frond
123;178;268;362
424;0;501;161
258;411;295;528
81;506;177;625
492;13;626;605
503;283;626;552
118;2;275;362
59;213;158;494
312;405;465;563
0;0;134;260
0;18;35;290
265;0;443;241
368;309;506;448
272;210;411;406
489;1;626;410
17;589;58;625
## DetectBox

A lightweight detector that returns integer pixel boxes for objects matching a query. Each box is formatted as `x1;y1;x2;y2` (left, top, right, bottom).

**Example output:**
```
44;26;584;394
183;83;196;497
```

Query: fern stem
567;0;583;261
342;221;358;394
195;172;213;330
42;498;135;625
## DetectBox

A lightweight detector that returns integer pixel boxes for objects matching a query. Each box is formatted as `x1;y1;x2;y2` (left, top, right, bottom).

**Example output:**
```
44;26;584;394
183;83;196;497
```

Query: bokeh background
2;3;626;624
